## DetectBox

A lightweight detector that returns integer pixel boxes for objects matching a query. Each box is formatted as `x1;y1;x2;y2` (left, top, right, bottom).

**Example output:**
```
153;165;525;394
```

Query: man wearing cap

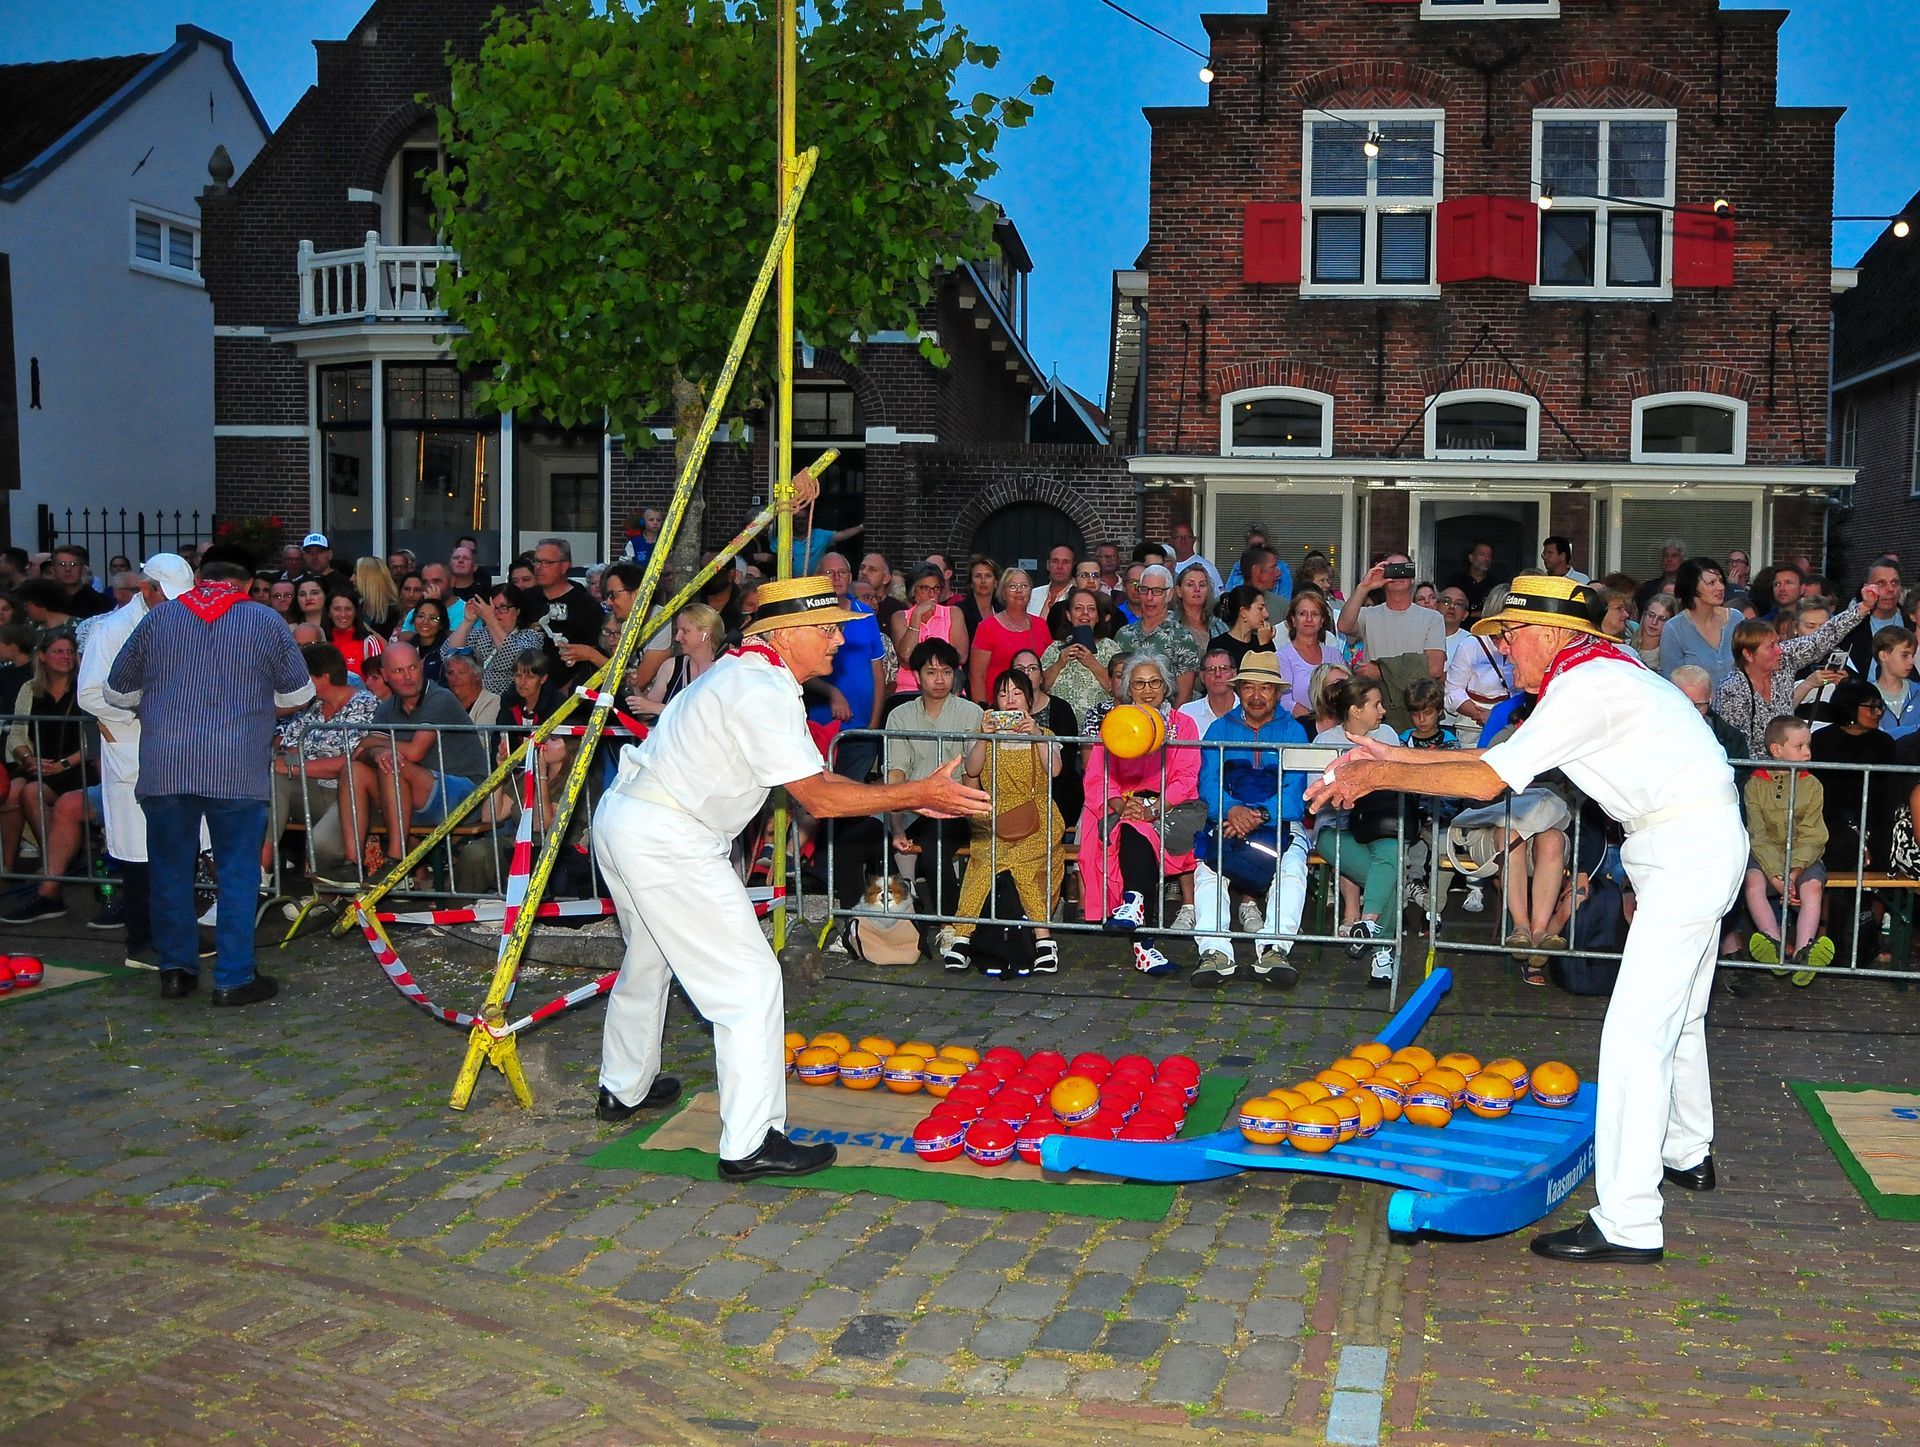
1191;651;1311;989
74;553;194;959
1309;576;1746;1266
593;549;990;1181
1114;563;1200;703
295;532;352;590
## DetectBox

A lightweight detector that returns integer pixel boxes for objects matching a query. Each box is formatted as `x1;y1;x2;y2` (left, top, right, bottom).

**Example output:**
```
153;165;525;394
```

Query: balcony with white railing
297;232;461;325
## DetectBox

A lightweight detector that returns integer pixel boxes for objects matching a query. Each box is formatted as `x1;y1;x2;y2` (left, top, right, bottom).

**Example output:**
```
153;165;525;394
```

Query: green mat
1789;1080;1920;1223
587;1074;1246;1223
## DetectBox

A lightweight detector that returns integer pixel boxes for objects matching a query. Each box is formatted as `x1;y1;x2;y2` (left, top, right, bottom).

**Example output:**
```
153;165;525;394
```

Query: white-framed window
1423;389;1540;461
1423;0;1559;16
1630;392;1747;464
1302;110;1444;298
1220;387;1335;458
130;204;201;284
1837;396;1858;469
1530;110;1676;299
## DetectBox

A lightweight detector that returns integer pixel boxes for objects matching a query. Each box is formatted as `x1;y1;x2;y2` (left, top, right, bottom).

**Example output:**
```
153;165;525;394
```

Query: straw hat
1468;575;1609;640
742;576;867;637
1232;650;1287;688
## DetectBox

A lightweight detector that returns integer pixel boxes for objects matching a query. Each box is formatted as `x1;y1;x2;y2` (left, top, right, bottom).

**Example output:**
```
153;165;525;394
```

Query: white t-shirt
1179;696;1235;736
1481;653;1735;826
615;652;822;839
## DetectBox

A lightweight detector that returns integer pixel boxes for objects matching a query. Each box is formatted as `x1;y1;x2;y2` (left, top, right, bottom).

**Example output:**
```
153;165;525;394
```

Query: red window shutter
1435;196;1490;283
1242;203;1301;285
1673;209;1735;288
1486;196;1539;285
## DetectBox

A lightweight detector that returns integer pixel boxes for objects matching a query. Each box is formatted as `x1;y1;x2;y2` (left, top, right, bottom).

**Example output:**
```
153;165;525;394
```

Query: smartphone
1070;624;1097;650
1826;650;1850;673
984;709;1028;731
1383;562;1417;581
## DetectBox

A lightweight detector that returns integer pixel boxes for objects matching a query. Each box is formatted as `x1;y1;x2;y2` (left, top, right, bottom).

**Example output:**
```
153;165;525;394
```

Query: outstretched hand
915;755;993;819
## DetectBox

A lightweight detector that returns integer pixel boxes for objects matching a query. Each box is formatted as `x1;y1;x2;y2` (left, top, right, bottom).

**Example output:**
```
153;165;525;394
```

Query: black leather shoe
159;969;197;999
210;974;279;1008
717;1128;836;1182
1529;1218;1662;1265
1663;1155;1716;1192
595;1078;682;1121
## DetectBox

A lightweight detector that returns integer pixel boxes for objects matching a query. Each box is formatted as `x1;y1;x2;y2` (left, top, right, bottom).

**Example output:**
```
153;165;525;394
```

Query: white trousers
594;792;785;1161
1591;806;1747;1248
99;732;146;862
1193;826;1309;961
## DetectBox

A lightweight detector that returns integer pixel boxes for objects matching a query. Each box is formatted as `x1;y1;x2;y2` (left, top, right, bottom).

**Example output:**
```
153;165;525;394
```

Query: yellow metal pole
450;149;820;1109
770;0;799;953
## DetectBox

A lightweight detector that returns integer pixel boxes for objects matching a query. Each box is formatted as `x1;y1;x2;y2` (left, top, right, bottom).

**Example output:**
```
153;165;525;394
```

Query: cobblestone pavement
0;901;1914;1443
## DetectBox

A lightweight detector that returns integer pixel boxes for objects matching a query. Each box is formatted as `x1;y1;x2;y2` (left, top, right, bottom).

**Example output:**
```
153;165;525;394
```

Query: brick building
1111;0;1854;592
201;0;1134;573
1830;187;1920;574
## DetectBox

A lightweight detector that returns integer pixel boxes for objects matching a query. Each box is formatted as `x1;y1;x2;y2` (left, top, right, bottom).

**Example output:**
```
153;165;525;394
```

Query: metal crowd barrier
811;725;1415;1006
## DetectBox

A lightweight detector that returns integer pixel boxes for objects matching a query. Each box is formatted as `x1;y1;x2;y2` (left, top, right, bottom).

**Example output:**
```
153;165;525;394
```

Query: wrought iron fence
36;505;213;567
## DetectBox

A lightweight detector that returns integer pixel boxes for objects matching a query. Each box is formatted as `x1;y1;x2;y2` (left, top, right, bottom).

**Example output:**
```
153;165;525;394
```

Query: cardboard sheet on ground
1;962;118;1005
587;1076;1243;1223
1790;1081;1920;1221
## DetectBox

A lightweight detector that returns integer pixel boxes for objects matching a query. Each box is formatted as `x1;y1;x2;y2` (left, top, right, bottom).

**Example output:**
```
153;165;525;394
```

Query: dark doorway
1423;501;1539;596
971;503;1085;574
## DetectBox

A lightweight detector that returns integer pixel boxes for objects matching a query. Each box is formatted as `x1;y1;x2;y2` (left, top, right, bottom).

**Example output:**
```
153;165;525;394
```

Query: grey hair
1122;651;1174;695
537;536;573;562
1669;663;1712;692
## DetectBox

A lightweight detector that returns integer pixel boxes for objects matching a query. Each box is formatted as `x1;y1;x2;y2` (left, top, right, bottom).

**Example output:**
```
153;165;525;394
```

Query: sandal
1522;958;1549;987
1505;928;1534;962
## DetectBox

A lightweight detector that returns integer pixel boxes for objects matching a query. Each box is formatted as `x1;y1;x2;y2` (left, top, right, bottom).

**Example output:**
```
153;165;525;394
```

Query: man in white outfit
594;568;989;1181
1309;576;1746;1264
75;553;194;966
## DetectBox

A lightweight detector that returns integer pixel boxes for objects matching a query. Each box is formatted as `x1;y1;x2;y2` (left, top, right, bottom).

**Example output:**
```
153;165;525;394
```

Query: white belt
1621;785;1740;836
613;775;686;812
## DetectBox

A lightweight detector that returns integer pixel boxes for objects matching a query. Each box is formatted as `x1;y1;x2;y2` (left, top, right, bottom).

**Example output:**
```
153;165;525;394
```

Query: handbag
1891;803;1920;881
994;799;1041;842
846;914;921;966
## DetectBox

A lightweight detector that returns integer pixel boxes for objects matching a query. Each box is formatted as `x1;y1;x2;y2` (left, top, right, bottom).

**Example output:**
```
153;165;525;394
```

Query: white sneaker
1462;885;1486;914
940;934;971;971
1345;918;1377;959
934;926;967;971
1032;938;1059;974
1235;899;1265;934
1170;903;1196;932
1369;944;1396;988
1132;941;1176;976
1106;891;1146;931
1405;880;1430;913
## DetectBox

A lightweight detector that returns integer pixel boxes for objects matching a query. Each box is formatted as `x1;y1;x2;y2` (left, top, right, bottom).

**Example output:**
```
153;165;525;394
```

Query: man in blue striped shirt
107;556;313;1005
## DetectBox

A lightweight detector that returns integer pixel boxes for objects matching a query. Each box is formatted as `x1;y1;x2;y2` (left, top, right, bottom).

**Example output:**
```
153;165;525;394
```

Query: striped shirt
106;598;314;801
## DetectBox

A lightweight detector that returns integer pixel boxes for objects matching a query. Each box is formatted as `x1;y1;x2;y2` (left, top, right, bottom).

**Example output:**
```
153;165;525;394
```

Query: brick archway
352;101;444;194
948;475;1110;563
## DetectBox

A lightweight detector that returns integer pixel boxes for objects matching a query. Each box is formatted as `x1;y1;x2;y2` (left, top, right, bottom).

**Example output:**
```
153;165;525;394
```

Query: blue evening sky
5;0;1913;407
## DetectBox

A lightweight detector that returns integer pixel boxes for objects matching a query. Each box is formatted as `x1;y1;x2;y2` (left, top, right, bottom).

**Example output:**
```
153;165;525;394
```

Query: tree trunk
667;372;708;579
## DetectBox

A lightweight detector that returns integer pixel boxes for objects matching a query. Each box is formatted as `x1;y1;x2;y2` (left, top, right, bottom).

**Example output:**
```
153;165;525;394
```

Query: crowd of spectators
4;518;1917;998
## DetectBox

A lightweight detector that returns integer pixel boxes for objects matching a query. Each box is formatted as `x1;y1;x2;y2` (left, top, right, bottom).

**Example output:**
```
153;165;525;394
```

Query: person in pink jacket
1078;652;1200;976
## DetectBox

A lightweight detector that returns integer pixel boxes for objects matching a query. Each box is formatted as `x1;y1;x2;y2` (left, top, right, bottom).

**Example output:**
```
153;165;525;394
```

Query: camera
1383;562;1416;581
1826;650;1851;673
983;709;1028;731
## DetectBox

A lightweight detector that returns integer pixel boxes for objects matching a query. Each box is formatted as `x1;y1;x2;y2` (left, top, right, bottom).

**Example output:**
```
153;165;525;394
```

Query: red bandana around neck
729;642;789;671
177;580;249;624
1537;635;1645;701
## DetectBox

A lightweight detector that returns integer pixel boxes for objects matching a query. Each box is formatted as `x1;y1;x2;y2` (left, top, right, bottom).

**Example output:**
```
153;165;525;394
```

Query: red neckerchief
1536;634;1645;702
177;580;248;624
729;642;788;670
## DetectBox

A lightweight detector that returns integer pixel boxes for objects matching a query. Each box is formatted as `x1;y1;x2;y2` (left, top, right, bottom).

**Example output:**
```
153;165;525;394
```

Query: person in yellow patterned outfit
942;667;1066;976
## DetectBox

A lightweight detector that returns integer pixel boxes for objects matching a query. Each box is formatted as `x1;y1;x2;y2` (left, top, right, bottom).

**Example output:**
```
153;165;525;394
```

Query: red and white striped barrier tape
569;685;650;741
352;904;480;1029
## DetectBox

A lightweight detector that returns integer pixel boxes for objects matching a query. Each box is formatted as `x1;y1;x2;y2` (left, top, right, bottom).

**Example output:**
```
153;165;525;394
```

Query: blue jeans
144;794;267;990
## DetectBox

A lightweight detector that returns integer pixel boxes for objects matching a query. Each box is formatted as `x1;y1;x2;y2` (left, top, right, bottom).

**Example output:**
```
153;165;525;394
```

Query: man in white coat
593;571;990;1181
1309;576;1746;1265
76;553;193;965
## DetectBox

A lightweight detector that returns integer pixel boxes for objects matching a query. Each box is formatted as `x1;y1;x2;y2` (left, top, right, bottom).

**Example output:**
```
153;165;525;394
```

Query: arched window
1630;393;1747;464
1423;389;1539;461
1221;387;1334;458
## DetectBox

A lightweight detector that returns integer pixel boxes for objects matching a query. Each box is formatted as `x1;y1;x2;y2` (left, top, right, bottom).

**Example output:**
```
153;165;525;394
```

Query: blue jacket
1195;706;1309;884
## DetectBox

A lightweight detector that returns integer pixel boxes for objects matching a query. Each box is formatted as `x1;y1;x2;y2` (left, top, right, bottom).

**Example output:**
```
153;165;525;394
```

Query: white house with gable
0;25;267;554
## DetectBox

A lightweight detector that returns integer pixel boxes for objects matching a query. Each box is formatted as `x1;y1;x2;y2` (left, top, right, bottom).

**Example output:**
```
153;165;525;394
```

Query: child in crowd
1398;678;1459;917
1743;716;1834;986
1871;626;1920;741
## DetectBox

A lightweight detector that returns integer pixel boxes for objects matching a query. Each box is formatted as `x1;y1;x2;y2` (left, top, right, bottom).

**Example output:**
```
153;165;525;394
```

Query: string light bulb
1198;58;1214;84
1536;187;1555;212
1363;132;1382;159
1896;217;1913;239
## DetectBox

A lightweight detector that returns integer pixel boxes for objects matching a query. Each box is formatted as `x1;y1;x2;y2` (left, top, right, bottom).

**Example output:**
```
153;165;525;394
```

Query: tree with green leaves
425;0;1048;563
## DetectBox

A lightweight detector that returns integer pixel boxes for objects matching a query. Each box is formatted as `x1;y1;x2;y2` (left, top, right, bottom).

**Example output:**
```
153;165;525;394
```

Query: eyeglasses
1440;598;1468;609
1137;586;1169;597
534;556;565;568
1862;699;1887;713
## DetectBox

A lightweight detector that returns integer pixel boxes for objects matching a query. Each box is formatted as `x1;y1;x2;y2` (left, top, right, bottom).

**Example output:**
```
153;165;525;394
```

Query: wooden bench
1820;873;1920;966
